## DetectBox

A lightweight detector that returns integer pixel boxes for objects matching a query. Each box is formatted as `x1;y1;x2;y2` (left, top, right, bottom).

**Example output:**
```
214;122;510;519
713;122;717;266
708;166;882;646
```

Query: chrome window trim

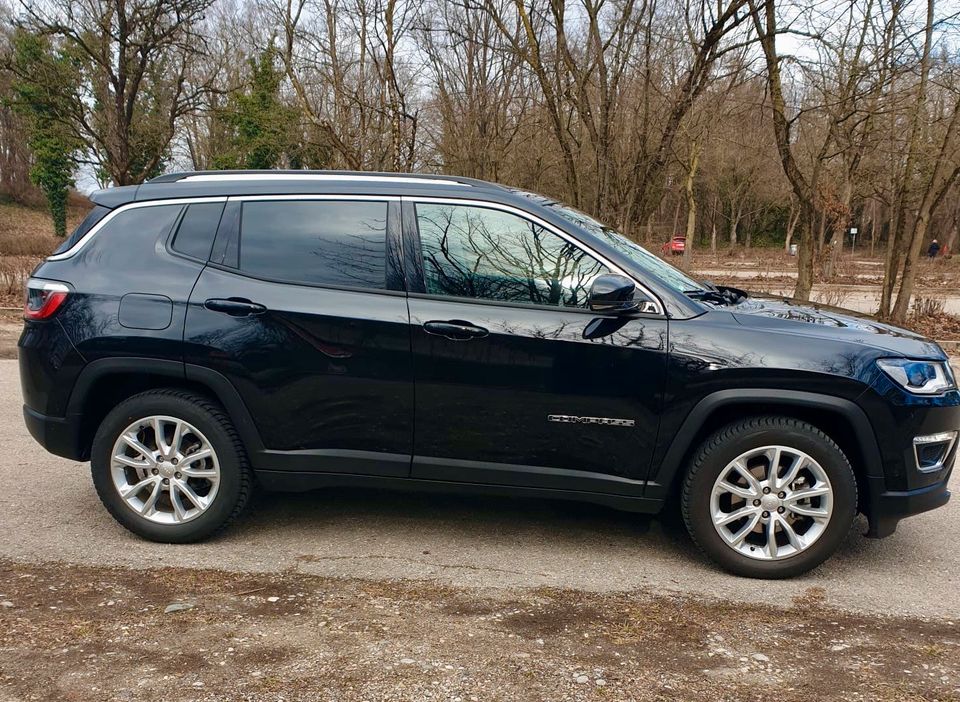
404;196;665;316
47;197;228;261
183;173;469;187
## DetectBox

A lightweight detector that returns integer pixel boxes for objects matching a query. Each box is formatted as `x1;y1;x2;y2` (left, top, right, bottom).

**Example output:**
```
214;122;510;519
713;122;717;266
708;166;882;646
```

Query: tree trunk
748;0;817;301
729;203;742;246
795;203;816;300
682;140;701;262
891;210;931;322
784;203;799;252
671;197;682;239
879;0;934;318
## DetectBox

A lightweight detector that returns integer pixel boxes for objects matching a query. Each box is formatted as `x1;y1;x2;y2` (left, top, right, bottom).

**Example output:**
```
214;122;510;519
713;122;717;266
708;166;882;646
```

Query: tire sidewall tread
681;415;857;579
90;388;252;543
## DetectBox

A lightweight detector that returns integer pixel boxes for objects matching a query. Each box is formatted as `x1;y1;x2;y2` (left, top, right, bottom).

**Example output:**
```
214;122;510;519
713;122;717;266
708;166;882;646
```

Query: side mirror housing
588;274;640;314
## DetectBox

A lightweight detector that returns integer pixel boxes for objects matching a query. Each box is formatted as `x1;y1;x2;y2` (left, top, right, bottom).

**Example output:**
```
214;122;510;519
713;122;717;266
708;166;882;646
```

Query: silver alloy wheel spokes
110;415;220;525
710;445;833;561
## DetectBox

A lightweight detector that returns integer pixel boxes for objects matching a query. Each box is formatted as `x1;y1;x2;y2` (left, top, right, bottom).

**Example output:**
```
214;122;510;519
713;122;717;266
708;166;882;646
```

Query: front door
405;199;668;493
184;196;413;477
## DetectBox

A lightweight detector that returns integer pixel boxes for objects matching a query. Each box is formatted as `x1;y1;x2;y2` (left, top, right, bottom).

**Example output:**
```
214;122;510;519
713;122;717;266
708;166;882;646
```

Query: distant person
928;239;940;257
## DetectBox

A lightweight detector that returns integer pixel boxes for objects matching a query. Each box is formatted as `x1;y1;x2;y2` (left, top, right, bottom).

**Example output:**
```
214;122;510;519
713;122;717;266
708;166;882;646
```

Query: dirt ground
1;559;958;702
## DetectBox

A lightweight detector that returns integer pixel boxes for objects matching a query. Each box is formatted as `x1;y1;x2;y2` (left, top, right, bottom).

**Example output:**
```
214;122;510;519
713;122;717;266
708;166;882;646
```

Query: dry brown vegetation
0;198;88;306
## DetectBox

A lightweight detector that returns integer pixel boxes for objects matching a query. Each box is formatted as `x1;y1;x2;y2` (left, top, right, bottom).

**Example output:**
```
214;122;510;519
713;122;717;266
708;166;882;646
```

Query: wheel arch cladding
649;389;882;505
68;358;264;461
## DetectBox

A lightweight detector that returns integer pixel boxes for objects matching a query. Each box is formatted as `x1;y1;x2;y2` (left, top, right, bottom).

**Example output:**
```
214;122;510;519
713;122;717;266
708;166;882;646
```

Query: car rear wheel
681;416;857;578
91;389;252;542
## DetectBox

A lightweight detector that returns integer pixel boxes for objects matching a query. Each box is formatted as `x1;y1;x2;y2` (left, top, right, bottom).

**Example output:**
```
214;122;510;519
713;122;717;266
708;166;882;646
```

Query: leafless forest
1;0;959;322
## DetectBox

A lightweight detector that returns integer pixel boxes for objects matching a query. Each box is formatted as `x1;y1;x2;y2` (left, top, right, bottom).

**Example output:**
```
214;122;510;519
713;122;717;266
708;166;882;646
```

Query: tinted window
415;203;609;308
171;202;225;260
239;201;388;288
515;189;707;293
53;205;111;255
73;204;183;263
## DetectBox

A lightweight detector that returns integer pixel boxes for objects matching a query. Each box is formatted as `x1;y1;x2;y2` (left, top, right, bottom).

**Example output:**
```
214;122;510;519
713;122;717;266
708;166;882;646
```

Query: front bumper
864;475;951;538
857;373;958;536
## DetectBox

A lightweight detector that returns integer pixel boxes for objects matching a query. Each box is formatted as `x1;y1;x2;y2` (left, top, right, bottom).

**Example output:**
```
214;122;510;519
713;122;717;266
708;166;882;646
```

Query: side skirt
254;470;664;514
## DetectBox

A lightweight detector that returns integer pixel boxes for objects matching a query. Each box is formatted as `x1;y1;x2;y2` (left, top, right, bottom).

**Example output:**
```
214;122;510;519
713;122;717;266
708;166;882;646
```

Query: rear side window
171;202;225;260
53;205;111;255
238;200;388;289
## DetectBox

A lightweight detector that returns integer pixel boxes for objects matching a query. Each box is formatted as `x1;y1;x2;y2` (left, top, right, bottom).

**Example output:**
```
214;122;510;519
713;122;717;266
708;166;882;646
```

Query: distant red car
661;236;686;256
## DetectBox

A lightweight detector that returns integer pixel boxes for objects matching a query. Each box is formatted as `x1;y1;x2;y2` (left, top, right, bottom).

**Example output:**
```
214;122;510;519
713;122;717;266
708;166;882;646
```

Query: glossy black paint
37;203;204;366
19;171;956;538
407;295;667;488
183;265;414;477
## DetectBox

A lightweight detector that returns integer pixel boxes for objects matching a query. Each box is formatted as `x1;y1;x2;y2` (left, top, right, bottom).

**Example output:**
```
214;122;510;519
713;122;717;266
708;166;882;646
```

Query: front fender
645;389;883;501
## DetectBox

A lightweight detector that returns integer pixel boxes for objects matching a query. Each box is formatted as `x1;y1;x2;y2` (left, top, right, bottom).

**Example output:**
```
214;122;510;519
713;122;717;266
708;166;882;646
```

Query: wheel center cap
761;494;781;511
158;464;176;479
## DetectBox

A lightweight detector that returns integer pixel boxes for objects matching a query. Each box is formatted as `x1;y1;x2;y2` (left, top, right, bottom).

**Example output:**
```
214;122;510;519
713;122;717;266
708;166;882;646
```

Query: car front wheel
681;416;857;578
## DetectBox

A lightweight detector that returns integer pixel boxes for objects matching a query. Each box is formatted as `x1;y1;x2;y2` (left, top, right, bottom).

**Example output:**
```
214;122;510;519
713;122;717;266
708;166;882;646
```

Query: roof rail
147;169;500;189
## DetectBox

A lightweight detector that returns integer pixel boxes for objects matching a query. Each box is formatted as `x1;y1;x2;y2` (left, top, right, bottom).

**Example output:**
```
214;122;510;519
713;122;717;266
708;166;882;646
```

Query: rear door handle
423;320;489;341
204;298;267;317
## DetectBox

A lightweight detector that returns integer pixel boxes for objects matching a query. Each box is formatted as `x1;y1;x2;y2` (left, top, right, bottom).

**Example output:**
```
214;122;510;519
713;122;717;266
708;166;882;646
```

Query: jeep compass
20;171;957;578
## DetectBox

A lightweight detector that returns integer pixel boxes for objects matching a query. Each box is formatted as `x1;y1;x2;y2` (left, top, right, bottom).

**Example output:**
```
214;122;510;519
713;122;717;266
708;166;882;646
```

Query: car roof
88;170;511;208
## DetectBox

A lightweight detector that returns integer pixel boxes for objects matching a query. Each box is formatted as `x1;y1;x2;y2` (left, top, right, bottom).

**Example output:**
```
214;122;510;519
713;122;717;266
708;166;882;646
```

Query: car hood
729;293;946;359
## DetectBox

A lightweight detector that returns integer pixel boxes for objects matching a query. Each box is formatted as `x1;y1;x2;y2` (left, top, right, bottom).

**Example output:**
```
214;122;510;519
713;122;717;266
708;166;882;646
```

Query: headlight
877;359;957;395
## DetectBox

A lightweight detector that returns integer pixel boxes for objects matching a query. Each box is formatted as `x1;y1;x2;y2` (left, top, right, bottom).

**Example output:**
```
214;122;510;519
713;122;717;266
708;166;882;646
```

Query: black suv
20;171;957;578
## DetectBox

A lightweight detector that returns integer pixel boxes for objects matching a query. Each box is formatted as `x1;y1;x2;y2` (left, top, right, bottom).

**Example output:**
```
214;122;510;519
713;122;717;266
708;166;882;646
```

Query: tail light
24;279;70;321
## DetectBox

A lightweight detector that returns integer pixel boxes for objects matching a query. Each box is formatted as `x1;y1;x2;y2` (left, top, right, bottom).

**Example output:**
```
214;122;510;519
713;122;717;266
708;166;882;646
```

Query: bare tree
17;0;217;185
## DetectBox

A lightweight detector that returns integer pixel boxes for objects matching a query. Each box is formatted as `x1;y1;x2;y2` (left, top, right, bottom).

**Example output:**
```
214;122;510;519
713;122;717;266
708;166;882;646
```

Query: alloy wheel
110;415;221;525
710;445;833;561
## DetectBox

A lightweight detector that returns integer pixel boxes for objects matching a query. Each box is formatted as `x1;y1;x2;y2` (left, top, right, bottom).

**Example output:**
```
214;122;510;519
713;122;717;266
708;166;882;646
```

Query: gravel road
1;359;957;620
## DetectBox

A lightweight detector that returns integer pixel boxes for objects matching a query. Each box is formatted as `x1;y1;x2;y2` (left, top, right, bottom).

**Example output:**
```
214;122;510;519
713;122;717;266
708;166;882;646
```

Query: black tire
90;389;253;543
681;416;857;579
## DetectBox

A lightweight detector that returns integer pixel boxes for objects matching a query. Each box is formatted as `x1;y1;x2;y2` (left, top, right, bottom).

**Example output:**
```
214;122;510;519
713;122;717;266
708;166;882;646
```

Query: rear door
184;196;413;477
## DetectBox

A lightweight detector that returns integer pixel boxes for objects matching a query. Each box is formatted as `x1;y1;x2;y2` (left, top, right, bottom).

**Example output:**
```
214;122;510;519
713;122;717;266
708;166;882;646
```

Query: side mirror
588;274;640;314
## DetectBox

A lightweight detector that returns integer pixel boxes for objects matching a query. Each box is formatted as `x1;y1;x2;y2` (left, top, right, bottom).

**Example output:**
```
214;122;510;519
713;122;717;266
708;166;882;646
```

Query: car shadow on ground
238;488;766;569
244;486;690;544
218;485;887;580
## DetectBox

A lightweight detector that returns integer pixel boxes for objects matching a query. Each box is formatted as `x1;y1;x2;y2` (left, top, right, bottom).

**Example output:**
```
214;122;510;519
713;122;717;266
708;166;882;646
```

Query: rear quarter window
238;200;388;289
72;205;184;263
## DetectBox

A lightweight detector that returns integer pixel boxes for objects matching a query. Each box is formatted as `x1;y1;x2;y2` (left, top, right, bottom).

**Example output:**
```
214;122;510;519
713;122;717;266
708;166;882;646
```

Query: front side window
239;200;388;289
415;203;609;308
515;190;707;293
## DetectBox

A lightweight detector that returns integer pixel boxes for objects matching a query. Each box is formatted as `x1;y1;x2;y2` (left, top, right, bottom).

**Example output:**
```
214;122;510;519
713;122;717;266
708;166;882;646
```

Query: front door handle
204;298;267;317
423;320;489;341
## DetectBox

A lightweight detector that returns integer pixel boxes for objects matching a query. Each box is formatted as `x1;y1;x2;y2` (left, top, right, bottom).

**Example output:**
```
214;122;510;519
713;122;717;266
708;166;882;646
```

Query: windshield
514;191;708;293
